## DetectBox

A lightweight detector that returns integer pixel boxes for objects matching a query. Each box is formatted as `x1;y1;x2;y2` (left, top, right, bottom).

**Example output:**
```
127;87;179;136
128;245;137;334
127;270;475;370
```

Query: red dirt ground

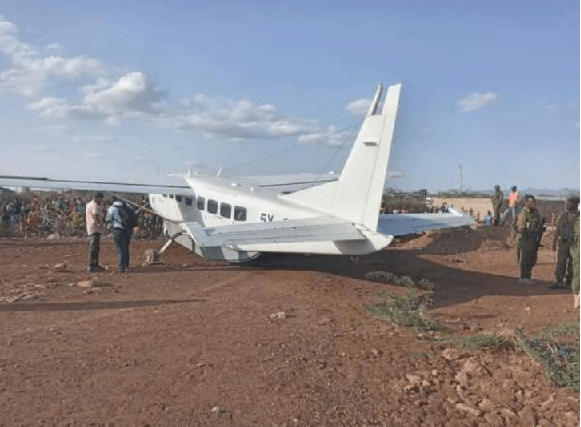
0;227;579;426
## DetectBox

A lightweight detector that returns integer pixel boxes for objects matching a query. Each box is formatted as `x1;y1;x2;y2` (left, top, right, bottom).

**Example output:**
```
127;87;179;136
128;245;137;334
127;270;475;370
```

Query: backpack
558;212;577;241
118;203;139;229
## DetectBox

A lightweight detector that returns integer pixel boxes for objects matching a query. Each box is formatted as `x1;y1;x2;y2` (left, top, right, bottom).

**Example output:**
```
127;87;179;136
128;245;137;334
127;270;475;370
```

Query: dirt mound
398;226;514;254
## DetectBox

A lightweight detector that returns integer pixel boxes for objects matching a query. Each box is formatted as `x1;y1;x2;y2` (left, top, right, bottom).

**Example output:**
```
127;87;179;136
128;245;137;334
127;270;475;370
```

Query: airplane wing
377;208;475;236
182;216;365;248
0;174;191;196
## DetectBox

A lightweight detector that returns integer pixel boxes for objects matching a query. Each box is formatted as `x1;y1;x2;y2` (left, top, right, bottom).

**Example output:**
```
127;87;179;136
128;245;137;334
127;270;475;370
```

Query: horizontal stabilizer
182;216;365;249
378;208;475;236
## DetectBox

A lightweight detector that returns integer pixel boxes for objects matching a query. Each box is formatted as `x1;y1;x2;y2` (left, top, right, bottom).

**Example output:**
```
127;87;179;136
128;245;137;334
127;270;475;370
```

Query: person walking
550;197;580;290
501;186;520;225
515;195;543;283
491;185;504;226
85;192;105;272
106;198;137;272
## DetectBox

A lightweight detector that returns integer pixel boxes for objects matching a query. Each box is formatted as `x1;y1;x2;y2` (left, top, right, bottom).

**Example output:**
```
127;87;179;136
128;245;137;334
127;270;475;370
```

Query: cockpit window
234;206;247;221
207;199;218;214
176;195;182;203
220;203;231;218
185;197;193;206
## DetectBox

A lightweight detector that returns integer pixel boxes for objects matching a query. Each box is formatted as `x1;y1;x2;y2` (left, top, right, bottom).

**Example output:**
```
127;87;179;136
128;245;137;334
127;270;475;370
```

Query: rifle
537;217;547;248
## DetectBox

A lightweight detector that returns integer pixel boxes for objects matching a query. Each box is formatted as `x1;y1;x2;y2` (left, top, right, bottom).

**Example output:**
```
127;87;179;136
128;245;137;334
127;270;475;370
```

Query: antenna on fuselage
217;165;223;177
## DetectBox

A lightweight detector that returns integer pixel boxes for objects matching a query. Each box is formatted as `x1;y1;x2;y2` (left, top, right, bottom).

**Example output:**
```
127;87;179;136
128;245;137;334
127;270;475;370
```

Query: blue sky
0;0;579;191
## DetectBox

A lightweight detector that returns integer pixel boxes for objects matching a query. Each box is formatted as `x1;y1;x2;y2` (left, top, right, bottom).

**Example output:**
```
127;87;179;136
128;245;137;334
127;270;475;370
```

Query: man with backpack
106;197;138;272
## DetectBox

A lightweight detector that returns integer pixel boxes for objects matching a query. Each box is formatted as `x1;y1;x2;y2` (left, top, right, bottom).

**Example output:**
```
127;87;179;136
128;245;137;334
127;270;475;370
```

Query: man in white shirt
85;192;105;272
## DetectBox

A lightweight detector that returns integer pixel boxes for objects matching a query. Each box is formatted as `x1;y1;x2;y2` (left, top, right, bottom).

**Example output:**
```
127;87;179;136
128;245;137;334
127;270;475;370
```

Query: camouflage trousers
493;208;501;226
519;245;538;279
571;244;580;295
555;239;574;284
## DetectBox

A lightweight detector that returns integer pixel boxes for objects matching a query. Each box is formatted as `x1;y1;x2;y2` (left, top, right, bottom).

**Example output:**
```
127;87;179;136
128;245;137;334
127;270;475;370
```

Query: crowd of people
0;193;162;240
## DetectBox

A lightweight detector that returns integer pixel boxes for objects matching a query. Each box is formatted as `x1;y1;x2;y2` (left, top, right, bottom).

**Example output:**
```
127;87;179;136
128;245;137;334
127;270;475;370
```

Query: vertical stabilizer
283;83;402;230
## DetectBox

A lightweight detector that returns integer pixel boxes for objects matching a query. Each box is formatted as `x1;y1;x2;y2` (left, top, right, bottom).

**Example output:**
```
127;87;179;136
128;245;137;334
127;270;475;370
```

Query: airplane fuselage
148;174;393;261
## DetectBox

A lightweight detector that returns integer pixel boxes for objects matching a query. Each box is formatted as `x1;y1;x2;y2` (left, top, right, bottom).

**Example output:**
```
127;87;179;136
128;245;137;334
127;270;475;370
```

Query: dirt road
0;228;579;426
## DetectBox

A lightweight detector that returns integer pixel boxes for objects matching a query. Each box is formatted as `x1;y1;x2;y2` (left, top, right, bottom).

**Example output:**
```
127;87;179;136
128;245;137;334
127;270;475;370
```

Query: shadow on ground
245;247;563;309
0;298;205;312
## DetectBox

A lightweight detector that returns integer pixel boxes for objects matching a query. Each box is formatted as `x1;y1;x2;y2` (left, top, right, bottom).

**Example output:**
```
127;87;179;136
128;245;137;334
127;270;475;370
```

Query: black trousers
113;228;132;270
88;233;101;267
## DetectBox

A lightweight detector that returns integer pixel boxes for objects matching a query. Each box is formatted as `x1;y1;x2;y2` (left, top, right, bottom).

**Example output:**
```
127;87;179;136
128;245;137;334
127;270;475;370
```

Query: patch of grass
514;326;580;392
367;294;444;332
439;332;509;351
365;272;442;332
539;322;580;340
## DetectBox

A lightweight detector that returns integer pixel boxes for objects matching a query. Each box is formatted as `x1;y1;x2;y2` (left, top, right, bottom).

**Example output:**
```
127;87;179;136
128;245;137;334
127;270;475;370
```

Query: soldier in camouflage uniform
491;185;504;226
515;195;543;283
572;213;580;307
550;197;580;289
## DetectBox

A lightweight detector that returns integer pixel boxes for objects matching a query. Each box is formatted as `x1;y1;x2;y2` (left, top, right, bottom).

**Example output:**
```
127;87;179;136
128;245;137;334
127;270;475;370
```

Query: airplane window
169;194;174;199
197;197;205;211
162;194;167;198
234;206;247;221
220;203;231;218
207;199;218;214
176;195;182;203
185;197;193;206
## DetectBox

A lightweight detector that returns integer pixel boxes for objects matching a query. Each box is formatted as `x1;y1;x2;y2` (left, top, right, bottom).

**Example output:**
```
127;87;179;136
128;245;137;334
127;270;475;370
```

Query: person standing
571;214;580;307
515;195;543;283
550;197;580;289
86;192;105;272
491;185;504;226
106;198;135;272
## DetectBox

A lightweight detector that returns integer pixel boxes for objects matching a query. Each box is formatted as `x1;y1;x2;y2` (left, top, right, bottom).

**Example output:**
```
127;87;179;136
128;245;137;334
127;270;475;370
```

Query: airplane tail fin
282;83;402;230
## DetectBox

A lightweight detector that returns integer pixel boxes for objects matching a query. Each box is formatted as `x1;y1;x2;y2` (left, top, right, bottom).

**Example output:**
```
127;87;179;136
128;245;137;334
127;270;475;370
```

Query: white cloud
0;17;105;97
298;126;349;147
4;16;343;145
135;155;154;163
84;152;104;160
457;92;498;113
31;144;56;152
44;43;61;52
35;124;69;134
162;95;319;140
548;104;556;109
71;134;115;144
27;72;166;124
346;98;372;116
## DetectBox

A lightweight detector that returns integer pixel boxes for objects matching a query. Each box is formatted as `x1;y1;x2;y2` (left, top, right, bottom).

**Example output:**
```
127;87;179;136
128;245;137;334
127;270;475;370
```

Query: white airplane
0;83;474;262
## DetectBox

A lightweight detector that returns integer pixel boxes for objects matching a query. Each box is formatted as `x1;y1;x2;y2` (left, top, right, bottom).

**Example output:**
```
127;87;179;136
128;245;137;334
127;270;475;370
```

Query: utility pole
459;164;464;192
